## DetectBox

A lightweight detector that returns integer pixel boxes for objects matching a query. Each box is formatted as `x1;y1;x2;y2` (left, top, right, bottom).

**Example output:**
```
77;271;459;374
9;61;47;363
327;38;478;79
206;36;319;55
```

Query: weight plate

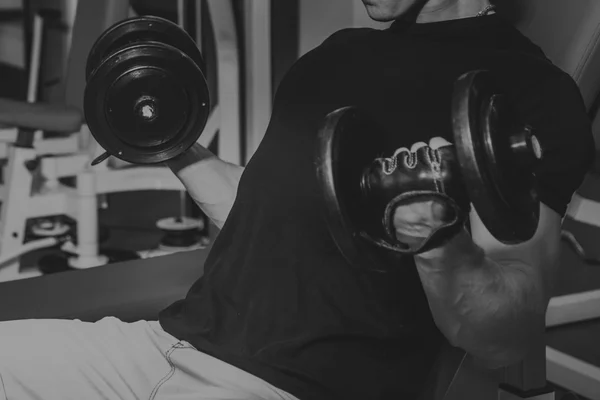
30;220;71;237
156;217;204;231
86;15;204;82
452;70;540;244
84;41;210;164
315;106;399;270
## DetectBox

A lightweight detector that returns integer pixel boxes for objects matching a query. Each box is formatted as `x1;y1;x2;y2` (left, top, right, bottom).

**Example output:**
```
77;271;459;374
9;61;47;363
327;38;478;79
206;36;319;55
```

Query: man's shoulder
513;50;579;97
490;29;576;96
501;27;574;85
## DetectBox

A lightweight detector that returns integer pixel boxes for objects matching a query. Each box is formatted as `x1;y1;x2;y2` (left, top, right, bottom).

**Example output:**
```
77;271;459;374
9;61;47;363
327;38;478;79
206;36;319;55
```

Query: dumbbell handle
508;125;543;166
92;152;111;166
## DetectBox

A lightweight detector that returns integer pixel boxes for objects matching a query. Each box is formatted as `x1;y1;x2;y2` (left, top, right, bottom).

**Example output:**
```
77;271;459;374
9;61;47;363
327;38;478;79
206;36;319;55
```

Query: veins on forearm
448;258;543;325
415;234;545;355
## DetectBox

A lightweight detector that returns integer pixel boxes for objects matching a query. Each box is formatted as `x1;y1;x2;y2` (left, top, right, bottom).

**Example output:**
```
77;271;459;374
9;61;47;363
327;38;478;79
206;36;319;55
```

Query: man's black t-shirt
159;14;595;400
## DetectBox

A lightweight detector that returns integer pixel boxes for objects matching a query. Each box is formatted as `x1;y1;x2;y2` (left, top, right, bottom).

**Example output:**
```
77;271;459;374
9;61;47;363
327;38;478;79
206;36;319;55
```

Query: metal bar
567;193;600;227
205;0;241;165
547;290;600;327
64;0;130;109
503;344;548;393
547;346;600;400
27;13;43;102
244;0;272;162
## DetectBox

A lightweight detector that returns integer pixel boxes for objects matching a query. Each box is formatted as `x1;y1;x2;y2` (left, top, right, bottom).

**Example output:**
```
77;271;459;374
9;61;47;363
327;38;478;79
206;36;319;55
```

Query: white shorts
0;317;298;400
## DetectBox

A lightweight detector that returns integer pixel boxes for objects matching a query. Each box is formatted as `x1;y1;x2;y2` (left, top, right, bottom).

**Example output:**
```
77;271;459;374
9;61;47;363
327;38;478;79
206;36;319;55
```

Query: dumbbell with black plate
84;16;210;165
452;70;543;246
315;70;544;269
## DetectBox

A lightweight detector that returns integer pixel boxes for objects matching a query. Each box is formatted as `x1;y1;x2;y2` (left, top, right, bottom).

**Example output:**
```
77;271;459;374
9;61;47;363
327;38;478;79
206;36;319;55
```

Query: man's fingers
393;198;451;232
395;224;431;238
395;231;427;248
394;204;424;224
431;199;452;222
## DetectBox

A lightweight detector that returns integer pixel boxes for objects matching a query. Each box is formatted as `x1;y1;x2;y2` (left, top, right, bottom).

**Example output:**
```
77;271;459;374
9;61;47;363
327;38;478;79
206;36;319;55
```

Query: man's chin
369;15;397;22
365;9;398;22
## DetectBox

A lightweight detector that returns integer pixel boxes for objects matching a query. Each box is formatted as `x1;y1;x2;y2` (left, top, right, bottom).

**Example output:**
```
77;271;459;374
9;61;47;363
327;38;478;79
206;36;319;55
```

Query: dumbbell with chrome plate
315;70;543;269
84;15;210;165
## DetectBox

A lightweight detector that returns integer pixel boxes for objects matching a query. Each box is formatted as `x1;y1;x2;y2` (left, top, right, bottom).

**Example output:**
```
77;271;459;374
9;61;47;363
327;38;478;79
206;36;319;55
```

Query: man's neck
415;0;493;23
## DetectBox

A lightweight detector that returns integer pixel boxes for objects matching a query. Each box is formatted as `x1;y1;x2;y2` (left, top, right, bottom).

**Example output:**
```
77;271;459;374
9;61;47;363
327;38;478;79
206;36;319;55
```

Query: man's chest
282;40;543;151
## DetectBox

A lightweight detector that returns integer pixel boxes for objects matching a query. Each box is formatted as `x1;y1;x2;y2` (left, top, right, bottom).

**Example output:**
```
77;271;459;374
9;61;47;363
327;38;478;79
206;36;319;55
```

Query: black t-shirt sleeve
523;72;596;217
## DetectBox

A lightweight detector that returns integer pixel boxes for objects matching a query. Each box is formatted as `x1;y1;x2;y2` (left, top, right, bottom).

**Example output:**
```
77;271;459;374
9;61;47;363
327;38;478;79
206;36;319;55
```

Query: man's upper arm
469;71;595;297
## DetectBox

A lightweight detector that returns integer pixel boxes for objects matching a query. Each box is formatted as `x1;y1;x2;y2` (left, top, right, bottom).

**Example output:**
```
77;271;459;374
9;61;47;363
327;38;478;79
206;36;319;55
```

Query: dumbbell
84;16;210;165
315;70;543;268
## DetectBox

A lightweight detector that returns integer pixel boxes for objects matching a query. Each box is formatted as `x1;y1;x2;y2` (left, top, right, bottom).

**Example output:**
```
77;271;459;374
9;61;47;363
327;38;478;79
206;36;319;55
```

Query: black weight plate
101;46;188;149
86;15;204;82
84;41;210;164
315;106;398;270
452;70;540;244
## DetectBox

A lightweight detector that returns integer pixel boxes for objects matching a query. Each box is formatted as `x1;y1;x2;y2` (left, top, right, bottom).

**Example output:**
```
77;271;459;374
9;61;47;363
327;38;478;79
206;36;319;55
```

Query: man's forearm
166;143;244;229
414;229;547;368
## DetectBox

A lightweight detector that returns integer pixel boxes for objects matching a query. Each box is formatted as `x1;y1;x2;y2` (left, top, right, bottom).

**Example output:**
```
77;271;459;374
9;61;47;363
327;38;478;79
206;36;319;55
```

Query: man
0;0;595;399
